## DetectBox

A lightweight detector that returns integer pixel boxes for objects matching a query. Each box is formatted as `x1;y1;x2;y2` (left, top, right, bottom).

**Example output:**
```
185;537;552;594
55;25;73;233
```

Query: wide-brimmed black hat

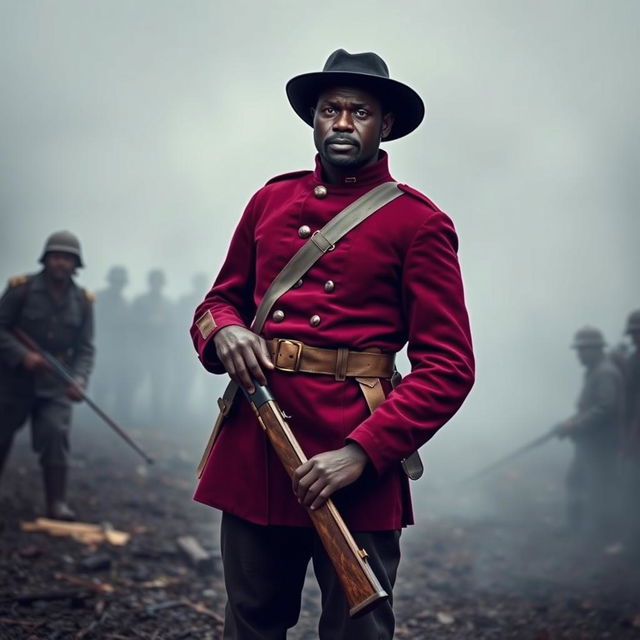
286;49;425;141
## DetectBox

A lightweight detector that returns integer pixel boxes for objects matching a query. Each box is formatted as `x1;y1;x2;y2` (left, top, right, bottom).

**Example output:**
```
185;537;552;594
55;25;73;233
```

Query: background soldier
94;265;133;422
0;231;94;520
621;309;640;550
131;268;172;426
556;326;624;541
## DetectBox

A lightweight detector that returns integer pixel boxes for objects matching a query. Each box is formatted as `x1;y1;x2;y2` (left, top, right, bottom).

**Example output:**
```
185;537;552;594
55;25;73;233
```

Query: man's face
576;345;603;367
312;86;394;172
44;252;77;282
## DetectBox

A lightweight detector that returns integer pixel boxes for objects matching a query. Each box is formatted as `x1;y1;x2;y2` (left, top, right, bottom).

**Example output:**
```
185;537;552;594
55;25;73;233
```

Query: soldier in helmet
620;309;640;549
555;326;624;541
0;231;95;520
94;266;133;421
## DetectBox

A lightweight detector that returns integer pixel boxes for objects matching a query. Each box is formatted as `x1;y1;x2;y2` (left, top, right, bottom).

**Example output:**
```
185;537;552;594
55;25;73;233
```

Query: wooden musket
241;381;388;618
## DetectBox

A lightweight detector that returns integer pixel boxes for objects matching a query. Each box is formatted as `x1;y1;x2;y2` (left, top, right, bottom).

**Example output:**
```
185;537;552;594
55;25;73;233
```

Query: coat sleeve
347;210;475;474
0;282;30;368
190;193;259;373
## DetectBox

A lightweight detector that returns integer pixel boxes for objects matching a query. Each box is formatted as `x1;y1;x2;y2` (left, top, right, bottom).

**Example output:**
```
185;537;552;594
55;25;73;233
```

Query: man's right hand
22;350;47;372
213;326;274;393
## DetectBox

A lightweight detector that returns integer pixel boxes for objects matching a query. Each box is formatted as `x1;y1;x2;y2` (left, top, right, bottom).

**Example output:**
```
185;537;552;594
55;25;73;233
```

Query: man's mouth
326;137;358;152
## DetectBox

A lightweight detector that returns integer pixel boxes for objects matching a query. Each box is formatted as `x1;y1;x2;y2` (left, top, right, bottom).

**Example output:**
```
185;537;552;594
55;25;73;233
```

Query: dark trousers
0;396;72;470
220;512;400;640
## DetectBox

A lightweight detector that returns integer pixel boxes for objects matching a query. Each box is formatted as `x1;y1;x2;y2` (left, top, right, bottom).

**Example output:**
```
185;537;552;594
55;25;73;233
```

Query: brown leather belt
266;338;395;381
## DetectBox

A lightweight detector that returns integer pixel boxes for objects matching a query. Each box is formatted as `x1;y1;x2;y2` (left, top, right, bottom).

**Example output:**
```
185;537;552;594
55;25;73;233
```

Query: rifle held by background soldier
13;327;154;465
242;380;388;618
462;425;560;485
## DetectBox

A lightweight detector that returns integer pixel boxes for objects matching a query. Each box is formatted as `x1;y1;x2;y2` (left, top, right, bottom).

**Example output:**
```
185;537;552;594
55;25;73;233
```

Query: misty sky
1;1;638;474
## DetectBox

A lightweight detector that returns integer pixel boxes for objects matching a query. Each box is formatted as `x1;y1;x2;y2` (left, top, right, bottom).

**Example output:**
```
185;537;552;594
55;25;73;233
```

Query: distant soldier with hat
555;326;624;540
190;49;475;638
0;231;95;520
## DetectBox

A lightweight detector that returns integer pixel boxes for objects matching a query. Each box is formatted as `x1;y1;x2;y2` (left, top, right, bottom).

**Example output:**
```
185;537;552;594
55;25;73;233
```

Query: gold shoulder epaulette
8;274;29;287
83;289;95;303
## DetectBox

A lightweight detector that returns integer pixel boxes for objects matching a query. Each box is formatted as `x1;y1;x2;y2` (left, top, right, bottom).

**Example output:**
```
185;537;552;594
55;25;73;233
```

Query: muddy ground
1;415;639;640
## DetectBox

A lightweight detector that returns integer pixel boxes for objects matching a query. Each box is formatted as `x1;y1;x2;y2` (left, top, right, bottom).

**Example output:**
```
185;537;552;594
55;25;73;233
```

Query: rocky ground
1;416;639;640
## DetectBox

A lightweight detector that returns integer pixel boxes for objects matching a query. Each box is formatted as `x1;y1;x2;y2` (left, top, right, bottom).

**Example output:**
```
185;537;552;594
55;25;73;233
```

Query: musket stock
242;382;388;618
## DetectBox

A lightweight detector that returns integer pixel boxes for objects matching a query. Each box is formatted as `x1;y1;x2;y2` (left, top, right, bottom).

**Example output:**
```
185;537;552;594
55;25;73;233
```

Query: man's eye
354;109;368;118
324;107;335;115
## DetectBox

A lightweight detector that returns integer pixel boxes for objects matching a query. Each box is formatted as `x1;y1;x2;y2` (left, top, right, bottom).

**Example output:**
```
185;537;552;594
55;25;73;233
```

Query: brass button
324;280;335;293
314;185;328;199
293;278;304;289
309;314;321;327
298;225;311;239
272;310;285;323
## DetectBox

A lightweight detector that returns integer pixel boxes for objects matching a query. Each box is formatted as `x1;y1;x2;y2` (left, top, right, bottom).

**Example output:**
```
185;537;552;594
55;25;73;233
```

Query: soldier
556;326;624;541
94;266;133;421
190;49;475;638
620;309;640;549
131;269;172;425
0;231;94;520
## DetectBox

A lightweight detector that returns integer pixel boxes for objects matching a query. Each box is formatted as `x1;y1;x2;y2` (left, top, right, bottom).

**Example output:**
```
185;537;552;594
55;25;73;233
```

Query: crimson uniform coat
191;151;474;531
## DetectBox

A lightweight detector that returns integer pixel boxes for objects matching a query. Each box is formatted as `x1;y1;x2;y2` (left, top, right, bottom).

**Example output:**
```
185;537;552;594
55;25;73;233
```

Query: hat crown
322;49;390;79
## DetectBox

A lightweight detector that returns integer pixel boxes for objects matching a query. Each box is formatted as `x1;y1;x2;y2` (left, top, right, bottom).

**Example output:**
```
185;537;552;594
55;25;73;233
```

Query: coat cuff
191;310;247;374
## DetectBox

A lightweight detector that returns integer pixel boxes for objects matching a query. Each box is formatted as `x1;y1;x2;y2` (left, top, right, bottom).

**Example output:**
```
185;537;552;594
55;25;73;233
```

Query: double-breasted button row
272;309;322;327
298;225;311;239
314;185;328;199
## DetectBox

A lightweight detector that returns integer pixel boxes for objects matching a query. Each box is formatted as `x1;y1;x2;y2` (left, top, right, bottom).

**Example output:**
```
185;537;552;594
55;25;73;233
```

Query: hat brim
286;71;425;141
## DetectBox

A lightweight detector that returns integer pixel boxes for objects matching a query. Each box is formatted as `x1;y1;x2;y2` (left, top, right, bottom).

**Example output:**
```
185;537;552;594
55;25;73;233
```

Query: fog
1;1;638;483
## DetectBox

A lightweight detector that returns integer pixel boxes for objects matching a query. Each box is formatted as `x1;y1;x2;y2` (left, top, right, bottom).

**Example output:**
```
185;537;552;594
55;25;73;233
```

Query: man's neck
320;153;380;185
45;273;71;299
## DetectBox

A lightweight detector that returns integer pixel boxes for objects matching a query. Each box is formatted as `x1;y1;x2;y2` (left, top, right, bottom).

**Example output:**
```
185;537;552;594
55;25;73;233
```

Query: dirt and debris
1;417;639;639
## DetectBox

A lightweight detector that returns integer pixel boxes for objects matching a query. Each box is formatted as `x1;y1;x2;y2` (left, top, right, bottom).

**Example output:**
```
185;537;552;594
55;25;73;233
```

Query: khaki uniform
0;271;94;470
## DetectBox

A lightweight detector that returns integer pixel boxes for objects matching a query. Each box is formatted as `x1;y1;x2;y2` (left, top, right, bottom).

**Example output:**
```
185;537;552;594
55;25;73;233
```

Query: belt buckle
275;339;304;372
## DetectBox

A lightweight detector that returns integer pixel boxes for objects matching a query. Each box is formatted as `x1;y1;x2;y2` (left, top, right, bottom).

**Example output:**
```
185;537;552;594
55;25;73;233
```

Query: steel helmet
39;230;84;267
571;326;606;349
626;309;640;334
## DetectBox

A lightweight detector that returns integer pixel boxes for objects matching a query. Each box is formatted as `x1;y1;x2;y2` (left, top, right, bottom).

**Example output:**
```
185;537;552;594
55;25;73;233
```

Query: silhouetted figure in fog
94;266;133;422
0;231;94;520
131;269;172;426
555;326;624;542
171;273;210;421
620;309;640;550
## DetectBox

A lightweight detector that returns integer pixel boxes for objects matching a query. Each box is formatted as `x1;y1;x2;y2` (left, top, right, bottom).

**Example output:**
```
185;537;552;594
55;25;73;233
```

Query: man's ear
381;112;395;140
310;106;316;122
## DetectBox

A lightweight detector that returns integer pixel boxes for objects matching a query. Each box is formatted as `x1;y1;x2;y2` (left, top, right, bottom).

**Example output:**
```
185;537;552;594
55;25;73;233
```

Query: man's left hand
66;377;85;402
292;443;369;510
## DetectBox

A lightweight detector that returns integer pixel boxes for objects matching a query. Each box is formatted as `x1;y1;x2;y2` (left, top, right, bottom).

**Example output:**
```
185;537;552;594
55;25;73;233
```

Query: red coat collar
312;150;394;189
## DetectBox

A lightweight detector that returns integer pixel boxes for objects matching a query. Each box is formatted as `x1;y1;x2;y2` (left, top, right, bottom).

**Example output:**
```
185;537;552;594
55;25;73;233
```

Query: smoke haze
1;0;638;476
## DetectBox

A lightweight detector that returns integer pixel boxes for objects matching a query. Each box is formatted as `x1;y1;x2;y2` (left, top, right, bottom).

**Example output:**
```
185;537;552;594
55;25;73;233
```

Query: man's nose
333;110;354;131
